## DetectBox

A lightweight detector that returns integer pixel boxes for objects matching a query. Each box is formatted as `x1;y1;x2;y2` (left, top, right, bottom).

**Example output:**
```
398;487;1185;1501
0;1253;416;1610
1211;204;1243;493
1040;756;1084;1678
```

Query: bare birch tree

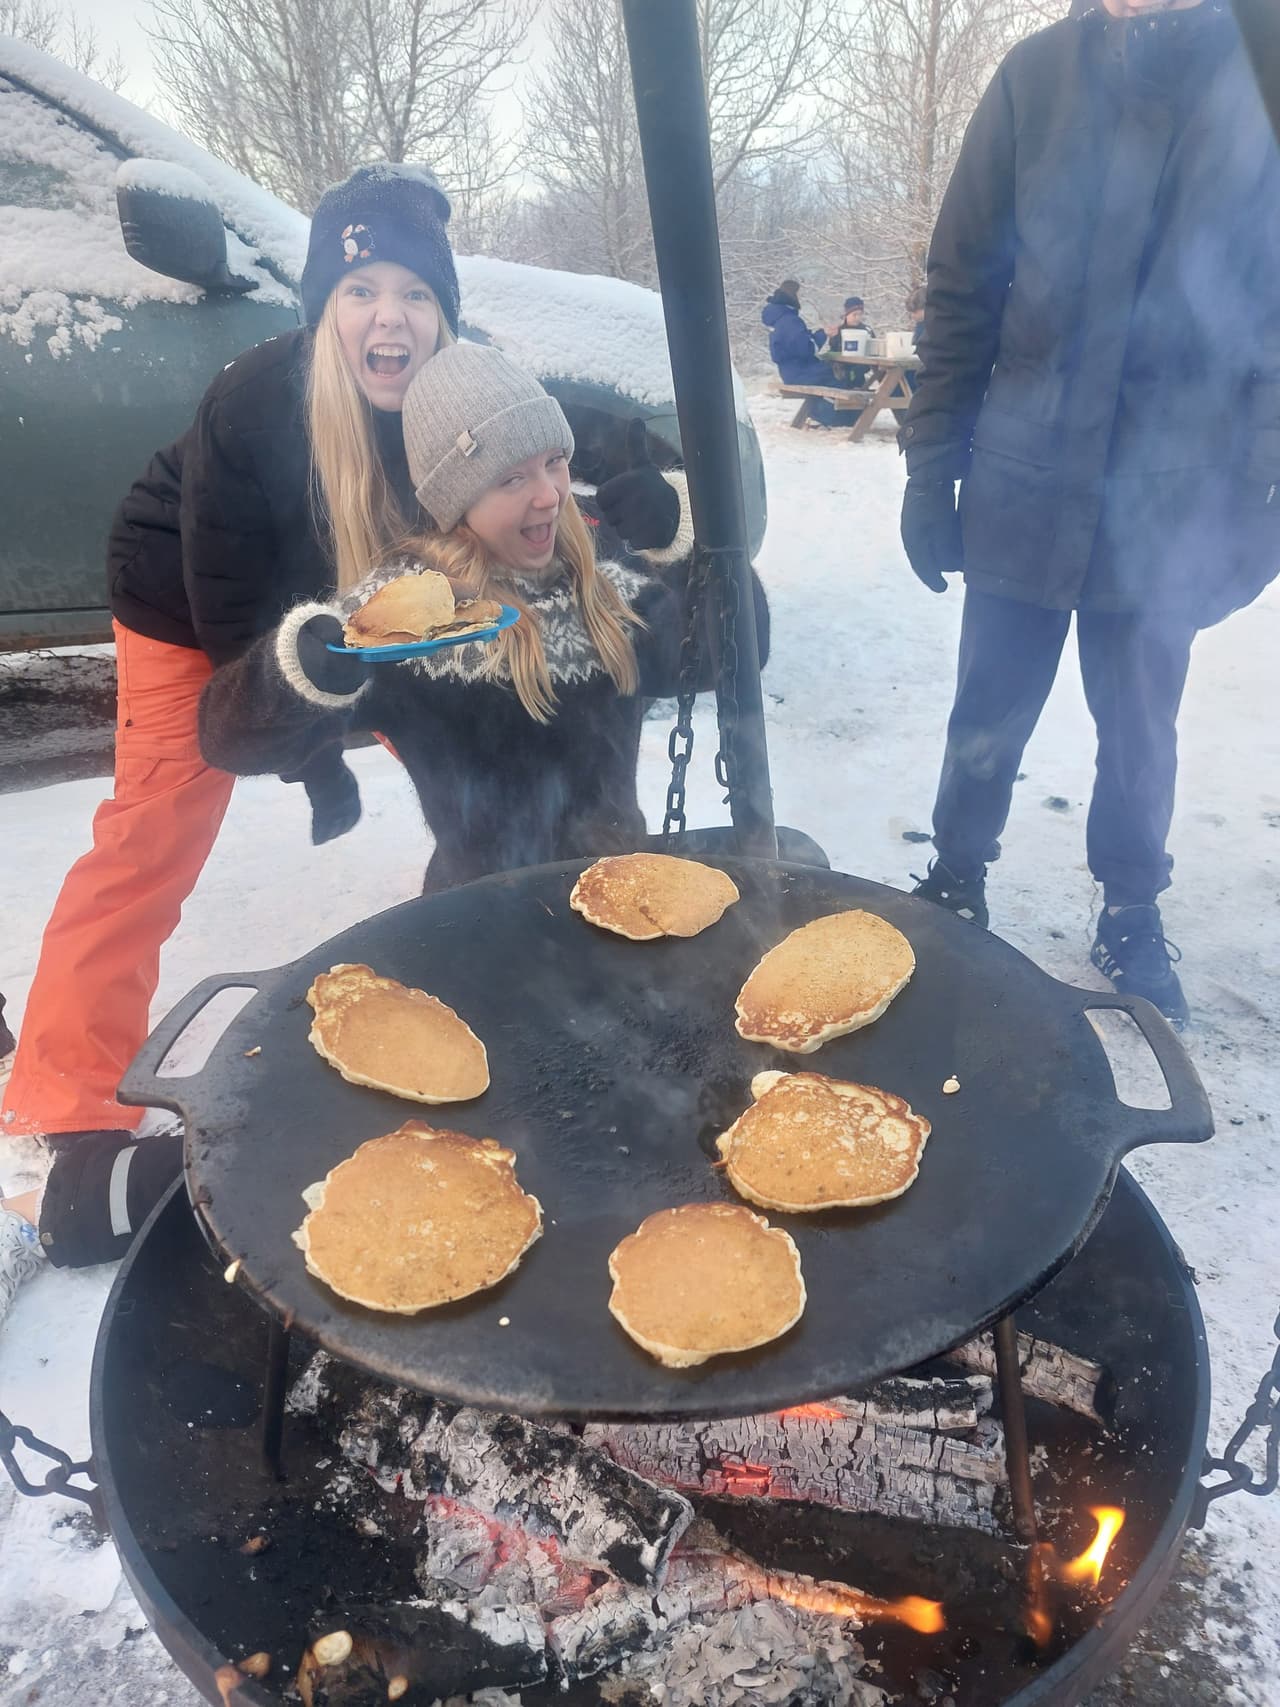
519;0;838;288
1;0;129;89
147;0;529;213
818;0;1057;311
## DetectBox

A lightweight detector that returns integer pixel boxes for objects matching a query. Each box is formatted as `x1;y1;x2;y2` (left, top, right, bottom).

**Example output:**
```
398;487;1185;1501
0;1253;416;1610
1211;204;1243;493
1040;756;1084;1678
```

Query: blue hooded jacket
761;290;831;386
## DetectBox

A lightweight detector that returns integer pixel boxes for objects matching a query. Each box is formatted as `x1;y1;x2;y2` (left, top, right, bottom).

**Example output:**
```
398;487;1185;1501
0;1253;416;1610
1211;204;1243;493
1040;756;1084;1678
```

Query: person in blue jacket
762;280;840;425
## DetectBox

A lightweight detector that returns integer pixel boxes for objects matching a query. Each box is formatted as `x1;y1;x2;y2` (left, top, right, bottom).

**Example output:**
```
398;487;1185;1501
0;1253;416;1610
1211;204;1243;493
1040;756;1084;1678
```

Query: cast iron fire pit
71;852;1215;1705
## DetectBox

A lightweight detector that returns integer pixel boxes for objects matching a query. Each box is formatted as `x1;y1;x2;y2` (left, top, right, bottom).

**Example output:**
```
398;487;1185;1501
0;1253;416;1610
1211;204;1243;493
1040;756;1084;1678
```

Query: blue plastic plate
328;603;520;663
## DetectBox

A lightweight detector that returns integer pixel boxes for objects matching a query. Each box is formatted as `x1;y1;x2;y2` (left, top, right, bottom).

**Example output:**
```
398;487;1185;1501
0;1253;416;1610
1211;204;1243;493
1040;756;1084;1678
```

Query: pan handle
1073;988;1214;1148
116;972;267;1116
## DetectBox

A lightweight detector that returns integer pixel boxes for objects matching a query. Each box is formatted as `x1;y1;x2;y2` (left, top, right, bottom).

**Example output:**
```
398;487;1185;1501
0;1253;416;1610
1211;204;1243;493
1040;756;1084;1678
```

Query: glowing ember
1025;1541;1056;1649
1063;1506;1126;1586
719;1459;774;1497
775;1402;847;1421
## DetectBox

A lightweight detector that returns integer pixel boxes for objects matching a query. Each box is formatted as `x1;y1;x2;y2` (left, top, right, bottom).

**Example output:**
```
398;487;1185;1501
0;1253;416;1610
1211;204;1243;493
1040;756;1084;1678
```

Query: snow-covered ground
1;391;1278;1703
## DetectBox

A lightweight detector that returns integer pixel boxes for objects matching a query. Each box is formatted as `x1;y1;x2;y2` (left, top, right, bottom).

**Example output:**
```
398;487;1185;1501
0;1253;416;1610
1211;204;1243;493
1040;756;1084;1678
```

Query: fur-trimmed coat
198;489;771;891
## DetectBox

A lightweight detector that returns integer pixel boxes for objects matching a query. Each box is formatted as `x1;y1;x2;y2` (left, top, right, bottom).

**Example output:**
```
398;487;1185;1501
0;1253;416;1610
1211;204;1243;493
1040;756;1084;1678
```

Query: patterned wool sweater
198;494;771;891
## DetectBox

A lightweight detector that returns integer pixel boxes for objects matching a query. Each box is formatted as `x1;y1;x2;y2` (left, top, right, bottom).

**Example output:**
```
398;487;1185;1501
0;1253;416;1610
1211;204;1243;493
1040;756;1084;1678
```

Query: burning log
945;1331;1110;1426
414;1492;598;1616
547;1525;910;1695
340;1393;693;1586
778;1373;994;1433
584;1410;1007;1535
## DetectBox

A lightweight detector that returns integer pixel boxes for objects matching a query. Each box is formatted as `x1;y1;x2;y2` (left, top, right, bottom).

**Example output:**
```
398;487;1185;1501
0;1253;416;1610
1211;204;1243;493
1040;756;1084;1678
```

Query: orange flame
772;1577;946;1634
1063;1507;1125;1587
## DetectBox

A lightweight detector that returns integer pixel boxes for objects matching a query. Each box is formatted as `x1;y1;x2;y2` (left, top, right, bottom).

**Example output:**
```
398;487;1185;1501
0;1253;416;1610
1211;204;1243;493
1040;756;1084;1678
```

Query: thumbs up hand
596;418;682;550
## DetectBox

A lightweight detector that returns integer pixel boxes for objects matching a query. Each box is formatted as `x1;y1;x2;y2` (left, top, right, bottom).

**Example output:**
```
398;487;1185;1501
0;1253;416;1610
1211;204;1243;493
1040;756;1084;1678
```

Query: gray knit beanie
402;343;575;531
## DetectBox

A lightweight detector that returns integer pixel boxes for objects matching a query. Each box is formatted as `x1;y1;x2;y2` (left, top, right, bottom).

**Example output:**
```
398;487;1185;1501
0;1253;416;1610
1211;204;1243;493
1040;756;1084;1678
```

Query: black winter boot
1091;904;1189;1030
911;859;989;929
39;1129;183;1268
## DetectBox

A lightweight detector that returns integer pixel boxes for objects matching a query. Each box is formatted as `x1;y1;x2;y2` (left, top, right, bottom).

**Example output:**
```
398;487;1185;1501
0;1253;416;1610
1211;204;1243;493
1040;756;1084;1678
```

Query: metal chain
1193;1311;1280;1526
0;1406;104;1523
712;550;741;812
662;548;711;842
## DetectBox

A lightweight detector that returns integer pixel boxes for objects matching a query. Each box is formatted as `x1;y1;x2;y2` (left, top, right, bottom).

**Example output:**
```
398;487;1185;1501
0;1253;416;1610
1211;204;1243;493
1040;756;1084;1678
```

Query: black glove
296;612;371;696
597;418;680;549
303;753;362;846
901;477;964;592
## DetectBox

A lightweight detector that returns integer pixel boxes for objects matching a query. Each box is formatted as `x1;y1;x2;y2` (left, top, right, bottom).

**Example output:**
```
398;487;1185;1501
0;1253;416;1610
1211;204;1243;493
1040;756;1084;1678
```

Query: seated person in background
905;285;927;390
907;285;927;348
762;278;841;427
833;295;876;385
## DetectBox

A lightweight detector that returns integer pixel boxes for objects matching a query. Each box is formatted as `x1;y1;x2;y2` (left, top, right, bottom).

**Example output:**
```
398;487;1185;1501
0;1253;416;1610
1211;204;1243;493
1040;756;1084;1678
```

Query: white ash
613;1597;887;1707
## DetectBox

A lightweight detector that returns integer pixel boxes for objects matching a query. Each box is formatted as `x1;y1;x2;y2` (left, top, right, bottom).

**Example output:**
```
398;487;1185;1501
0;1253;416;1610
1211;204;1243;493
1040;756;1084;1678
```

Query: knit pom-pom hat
300;163;460;333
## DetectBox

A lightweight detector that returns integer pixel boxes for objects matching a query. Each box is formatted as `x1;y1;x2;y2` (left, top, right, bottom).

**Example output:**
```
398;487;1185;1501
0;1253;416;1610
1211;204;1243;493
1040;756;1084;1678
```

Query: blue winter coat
903;6;1280;624
762;293;831;386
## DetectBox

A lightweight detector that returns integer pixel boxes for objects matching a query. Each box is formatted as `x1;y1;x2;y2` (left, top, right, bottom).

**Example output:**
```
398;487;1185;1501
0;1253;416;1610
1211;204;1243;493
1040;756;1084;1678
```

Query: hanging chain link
0;1407;104;1522
1193;1312;1280;1525
662;548;711;841
711;550;741;811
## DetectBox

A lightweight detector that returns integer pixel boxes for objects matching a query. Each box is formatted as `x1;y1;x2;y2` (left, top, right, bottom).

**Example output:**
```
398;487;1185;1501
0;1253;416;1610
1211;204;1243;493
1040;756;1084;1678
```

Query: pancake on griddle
294;1121;542;1313
570;853;740;941
343;570;457;646
735;909;915;1053
306;964;489;1103
607;1202;805;1367
716;1070;931;1212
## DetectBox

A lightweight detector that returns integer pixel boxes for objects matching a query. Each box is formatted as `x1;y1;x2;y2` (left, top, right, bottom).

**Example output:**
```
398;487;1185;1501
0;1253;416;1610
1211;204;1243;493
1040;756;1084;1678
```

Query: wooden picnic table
819;346;921;441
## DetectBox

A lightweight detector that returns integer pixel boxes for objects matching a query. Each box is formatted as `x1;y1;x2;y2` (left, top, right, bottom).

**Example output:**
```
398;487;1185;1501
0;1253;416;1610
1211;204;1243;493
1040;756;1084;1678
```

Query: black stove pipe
620;0;777;858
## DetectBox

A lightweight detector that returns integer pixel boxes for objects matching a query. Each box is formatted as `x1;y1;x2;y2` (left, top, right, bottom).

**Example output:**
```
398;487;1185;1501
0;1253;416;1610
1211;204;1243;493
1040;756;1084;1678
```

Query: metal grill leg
994;1313;1039;1544
261;1316;290;1479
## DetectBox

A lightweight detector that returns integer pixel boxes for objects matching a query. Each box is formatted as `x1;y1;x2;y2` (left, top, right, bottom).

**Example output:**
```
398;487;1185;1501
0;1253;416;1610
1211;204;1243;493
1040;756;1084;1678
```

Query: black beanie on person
300;163;461;333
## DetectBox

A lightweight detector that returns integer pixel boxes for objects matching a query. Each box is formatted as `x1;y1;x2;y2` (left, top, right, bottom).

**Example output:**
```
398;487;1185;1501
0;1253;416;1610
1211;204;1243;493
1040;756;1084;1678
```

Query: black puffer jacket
903;5;1280;622
108;327;416;662
198;502;771;893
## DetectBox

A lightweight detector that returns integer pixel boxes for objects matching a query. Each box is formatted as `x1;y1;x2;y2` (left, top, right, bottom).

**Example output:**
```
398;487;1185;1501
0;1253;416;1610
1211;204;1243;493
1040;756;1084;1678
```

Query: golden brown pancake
570;853;740;941
306;964;489;1104
607;1202;805;1367
427;597;505;639
294;1122;542;1313
343;571;457;647
734;910;915;1053
716;1070;931;1212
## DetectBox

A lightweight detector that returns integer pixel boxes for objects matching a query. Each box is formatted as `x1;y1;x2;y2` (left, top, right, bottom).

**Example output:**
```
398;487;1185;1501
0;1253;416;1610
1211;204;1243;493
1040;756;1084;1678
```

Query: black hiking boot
910;859;989;929
1091;904;1189;1030
38;1128;183;1268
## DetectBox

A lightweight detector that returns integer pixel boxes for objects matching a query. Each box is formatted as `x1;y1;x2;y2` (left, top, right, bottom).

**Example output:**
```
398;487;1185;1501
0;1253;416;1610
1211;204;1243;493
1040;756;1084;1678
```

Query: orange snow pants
1;622;234;1138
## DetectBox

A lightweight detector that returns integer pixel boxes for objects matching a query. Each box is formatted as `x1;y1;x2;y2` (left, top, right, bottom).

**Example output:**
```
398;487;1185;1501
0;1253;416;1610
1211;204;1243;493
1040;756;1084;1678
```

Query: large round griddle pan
118;858;1212;1420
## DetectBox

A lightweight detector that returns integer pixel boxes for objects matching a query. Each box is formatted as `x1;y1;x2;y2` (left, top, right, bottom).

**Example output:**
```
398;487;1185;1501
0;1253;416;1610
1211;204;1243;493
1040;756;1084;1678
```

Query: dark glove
901;477;964;592
596;418;680;549
296;612;371;696
303;753;362;846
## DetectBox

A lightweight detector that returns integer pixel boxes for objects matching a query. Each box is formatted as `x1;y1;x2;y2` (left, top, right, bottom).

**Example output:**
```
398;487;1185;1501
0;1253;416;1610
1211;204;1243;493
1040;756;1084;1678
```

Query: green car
0;41;767;651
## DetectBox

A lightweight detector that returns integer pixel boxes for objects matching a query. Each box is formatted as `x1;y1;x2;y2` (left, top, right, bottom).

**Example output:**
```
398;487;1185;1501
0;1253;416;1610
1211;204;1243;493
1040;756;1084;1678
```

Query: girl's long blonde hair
306;289;454;593
399;495;642;722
